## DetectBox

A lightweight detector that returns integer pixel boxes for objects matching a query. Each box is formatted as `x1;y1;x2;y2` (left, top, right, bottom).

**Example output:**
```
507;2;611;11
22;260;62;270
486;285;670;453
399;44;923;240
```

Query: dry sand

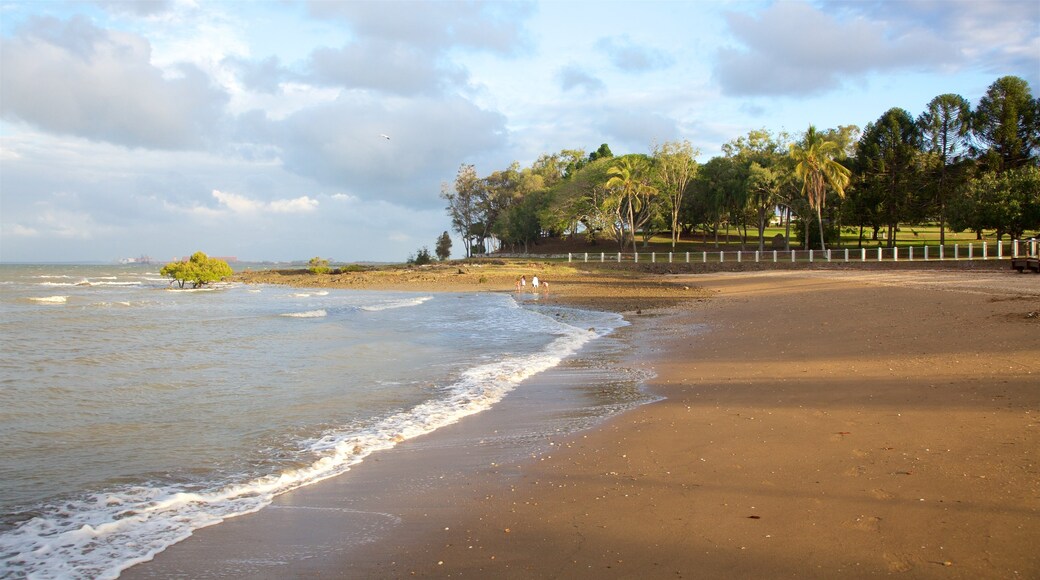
128;264;1039;579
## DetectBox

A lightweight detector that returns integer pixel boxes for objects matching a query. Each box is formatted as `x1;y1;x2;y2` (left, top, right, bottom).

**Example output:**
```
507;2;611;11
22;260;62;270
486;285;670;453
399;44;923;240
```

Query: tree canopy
161;252;233;288
437;75;1039;255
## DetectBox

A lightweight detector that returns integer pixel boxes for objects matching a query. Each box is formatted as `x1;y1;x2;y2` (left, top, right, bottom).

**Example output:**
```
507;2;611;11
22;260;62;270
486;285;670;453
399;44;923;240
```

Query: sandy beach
127;263;1039;578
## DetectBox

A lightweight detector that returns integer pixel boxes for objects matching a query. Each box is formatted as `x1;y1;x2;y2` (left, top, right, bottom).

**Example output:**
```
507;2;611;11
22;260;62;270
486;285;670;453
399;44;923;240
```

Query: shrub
308;256;330;274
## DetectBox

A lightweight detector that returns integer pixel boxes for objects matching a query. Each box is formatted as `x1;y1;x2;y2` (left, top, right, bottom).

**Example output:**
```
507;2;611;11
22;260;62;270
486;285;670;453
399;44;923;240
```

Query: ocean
0;264;644;579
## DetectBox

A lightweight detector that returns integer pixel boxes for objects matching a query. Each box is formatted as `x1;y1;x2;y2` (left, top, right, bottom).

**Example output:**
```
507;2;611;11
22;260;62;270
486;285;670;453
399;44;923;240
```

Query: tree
721;129;792;251
855;108;925;247
161;251;233;289
308;257;330;274
789;125;852;250
605;155;658;250
441;164;483;258
973;76;1038;173
545;157;615;245
408;247;433;265
435;231;452;261
918;94;972;246
652;140;699;249
949;167;1040;241
589;143;614;162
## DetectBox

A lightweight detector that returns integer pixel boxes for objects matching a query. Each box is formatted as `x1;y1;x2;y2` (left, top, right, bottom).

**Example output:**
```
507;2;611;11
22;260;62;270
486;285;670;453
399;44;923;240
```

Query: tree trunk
817;206;827;251
784;207;791;251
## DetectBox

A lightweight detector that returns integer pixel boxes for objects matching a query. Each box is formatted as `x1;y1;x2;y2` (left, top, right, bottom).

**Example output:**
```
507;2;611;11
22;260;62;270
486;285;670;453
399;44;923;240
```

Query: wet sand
127;265;1039;578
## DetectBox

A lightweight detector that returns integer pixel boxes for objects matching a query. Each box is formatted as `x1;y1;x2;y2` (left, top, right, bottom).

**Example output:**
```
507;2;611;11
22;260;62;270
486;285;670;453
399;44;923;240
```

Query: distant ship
118;255;156;265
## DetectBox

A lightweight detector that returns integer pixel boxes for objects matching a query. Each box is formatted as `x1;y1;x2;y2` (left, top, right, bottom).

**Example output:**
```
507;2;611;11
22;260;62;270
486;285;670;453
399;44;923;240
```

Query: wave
40;280;142;287
0;310;606;580
28;295;68;304
279;309;327;318
359;295;433;312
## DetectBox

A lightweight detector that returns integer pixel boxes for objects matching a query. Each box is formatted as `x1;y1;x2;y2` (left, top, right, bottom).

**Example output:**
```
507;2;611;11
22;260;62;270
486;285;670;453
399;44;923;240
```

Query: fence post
878;247;882;261
600;252;604;263
568;253;572;263
686;252;690;263
893;247;898;262
583;252;588;263
909;246;913;261
635;252;639;263
844;248;849;262
791;250;796;263
737;251;742;263
861;248;866;262
939;245;944;260
969;243;974;260
669;252;673;263
809;249;814;263
773;250;778;263
924;246;929;260
755;250;760;263
998;241;1003;259
827;249;832;262
720;251;724;263
703;251;707;263
651;252;655;263
983;242;988;259
617;252;621;262
1013;240;1019;258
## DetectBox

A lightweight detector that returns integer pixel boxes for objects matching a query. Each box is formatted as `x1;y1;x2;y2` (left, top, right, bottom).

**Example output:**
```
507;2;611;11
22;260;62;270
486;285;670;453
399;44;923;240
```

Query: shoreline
128;266;1039;578
122;277;674;579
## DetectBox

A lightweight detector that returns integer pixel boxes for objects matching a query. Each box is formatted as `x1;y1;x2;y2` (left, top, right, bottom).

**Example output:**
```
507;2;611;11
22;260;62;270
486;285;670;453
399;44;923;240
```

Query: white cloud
0;15;228;149
211;189;318;214
715;1;955;96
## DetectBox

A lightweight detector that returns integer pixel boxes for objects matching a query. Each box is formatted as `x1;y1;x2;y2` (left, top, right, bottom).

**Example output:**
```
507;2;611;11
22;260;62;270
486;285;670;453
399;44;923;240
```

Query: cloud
229;55;293;94
91;0;174;17
274;94;507;206
307;0;533;55
16;207;110;240
714;1;956;96
0;16;228;149
307;38;466;95
826;0;1040;86
596;35;674;73
596;109;679;151
558;64;605;93
211;189;319;214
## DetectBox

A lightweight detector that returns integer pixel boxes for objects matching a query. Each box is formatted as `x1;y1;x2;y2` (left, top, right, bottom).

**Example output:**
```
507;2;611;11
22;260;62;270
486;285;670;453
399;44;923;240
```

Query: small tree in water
161;251;233;288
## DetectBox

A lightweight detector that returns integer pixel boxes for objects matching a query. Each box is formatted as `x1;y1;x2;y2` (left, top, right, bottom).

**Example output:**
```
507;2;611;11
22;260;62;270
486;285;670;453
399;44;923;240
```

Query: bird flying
380;134;390;140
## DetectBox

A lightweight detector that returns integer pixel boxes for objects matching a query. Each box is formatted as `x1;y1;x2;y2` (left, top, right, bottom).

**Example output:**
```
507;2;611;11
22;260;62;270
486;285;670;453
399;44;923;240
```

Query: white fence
565;239;1040;265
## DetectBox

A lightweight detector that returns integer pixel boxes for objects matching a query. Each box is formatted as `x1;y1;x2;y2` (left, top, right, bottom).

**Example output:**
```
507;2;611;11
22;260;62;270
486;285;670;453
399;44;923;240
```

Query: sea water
0;264;633;579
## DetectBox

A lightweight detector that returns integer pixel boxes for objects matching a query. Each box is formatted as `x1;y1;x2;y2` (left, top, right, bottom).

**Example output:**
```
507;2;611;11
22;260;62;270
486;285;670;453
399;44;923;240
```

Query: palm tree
789;125;852;251
605;156;657;251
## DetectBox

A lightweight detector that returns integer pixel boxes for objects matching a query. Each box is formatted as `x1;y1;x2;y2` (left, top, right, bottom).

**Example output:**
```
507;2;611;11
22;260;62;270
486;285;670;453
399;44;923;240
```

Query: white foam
29;295;68;304
359;295;432;312
280;309;327;318
292;292;312;297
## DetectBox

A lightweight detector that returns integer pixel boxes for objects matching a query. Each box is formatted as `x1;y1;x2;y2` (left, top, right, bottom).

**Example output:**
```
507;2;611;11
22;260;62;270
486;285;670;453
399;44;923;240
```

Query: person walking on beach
532;275;540;290
520;275;526;291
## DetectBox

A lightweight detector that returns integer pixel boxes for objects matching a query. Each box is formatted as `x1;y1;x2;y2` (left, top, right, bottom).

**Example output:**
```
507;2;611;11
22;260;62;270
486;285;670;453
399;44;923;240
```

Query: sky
1;0;1037;264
